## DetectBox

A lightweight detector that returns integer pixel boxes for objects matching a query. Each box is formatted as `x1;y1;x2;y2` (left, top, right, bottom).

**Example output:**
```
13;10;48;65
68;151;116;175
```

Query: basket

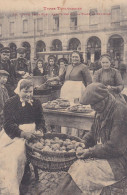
25;133;84;172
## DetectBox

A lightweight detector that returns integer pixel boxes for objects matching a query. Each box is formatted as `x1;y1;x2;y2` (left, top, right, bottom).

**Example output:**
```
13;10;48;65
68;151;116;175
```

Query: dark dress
62;63;92;86
4;95;46;139
33;67;46;76
45;63;59;77
93;68;125;103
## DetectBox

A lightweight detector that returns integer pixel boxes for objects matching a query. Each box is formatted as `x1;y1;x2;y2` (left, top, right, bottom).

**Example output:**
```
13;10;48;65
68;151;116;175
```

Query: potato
71;140;77;144
66;144;74;150
76;147;84;153
34;152;41;158
75;142;80;148
79;143;85;148
35;131;42;135
34;142;43;149
42;146;51;151
54;137;60;142
68;149;75;153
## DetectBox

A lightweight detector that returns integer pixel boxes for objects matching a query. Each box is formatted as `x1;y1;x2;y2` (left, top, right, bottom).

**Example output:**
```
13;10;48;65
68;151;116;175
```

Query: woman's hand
107;85;112;90
76;149;90;159
46;78;55;83
20;131;36;140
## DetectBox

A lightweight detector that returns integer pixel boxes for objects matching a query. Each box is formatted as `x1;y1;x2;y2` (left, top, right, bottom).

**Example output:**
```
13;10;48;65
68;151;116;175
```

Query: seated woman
0;79;46;194
93;54;125;103
33;58;46;76
55;83;127;195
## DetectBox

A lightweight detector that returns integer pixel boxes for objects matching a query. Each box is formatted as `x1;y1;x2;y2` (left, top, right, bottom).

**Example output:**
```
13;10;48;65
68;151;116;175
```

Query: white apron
60;80;85;105
60;81;86;135
68;159;117;195
0;123;36;195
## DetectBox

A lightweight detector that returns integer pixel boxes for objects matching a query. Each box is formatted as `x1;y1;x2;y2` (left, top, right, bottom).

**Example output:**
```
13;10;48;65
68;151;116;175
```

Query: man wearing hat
0;47;16;97
11;47;30;82
55;82;127;195
0;70;9;130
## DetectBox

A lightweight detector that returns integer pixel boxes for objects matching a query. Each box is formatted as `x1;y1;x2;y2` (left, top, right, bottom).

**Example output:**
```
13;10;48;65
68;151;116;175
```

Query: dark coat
0;85;9;129
0;60;17;97
83;94;127;179
3;95;46;139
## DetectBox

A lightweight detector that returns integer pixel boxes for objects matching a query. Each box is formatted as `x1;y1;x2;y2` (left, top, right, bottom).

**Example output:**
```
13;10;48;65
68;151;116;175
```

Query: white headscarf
14;79;33;107
14;79;27;95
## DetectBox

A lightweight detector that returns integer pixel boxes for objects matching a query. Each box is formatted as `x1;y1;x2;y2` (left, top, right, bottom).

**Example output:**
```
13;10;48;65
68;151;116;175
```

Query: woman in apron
93;54;126;104
0;79;46;195
47;50;92;136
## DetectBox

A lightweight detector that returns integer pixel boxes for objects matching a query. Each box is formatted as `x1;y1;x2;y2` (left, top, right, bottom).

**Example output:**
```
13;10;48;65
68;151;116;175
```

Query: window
23;20;28;33
89;9;98;25
53;15;59;31
111;6;120;26
10;22;14;35
70;12;77;30
37;18;43;31
0;25;2;36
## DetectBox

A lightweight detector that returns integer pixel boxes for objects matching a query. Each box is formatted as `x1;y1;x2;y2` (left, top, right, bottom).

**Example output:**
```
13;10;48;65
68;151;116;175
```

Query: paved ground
20;166;127;195
20;167;67;195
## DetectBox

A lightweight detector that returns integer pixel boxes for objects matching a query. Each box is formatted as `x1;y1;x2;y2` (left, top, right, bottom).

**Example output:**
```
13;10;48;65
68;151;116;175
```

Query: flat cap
80;82;109;105
0;47;10;53
17;47;26;54
0;70;9;76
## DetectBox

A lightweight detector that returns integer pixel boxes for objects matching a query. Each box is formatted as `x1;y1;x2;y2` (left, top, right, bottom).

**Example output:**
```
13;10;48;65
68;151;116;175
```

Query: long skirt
55;159;119;195
0;123;35;195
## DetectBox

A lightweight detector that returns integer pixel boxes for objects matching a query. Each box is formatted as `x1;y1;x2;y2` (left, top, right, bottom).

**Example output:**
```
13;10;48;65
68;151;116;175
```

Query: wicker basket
25;133;84;172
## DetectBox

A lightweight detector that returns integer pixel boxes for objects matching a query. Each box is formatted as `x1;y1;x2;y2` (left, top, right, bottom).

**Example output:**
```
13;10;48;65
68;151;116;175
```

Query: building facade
0;4;127;70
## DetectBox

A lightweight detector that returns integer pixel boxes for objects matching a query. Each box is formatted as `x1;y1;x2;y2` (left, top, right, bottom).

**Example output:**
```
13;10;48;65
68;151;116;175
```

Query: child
0;70;9;130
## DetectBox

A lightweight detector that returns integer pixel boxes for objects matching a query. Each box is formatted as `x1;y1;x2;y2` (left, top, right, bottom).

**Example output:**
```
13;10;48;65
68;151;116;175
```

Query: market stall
43;108;94;131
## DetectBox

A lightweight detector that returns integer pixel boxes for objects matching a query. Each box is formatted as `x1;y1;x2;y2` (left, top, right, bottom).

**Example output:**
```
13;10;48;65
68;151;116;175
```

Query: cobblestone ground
20;167;127;195
20;168;67;195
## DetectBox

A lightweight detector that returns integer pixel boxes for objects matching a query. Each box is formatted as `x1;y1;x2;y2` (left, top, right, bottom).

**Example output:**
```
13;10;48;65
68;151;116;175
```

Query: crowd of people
0;47;127;195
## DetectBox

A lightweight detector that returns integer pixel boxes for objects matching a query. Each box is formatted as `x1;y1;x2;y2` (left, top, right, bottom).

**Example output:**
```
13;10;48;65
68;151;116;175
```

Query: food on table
67;104;93;113
29;136;86;157
42;98;70;110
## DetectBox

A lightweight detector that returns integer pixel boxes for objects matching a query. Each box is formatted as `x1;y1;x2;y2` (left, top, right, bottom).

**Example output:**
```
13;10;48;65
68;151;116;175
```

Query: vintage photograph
0;0;127;194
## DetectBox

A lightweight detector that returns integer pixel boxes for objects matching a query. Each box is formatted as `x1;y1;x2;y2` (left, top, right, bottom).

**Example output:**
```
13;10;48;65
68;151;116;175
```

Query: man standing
11;47;30;81
0;47;16;97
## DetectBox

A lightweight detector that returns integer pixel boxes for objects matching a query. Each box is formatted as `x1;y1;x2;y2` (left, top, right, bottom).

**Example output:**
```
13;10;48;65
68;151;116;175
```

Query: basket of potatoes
25;132;85;172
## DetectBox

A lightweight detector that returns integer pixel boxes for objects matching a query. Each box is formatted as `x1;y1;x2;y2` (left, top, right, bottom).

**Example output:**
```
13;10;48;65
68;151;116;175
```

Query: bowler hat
0;47;10;53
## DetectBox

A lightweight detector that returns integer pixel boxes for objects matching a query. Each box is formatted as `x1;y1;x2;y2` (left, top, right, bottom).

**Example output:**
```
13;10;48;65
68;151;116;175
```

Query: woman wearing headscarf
93;54;125;103
55;83;127;195
0;79;46;194
47;50;92;104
